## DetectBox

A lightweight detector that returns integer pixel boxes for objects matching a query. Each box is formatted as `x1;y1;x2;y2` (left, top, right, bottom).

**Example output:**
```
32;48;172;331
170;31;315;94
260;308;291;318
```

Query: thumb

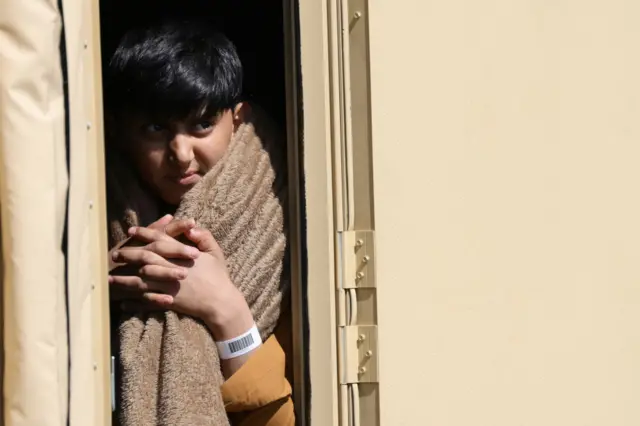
184;227;222;256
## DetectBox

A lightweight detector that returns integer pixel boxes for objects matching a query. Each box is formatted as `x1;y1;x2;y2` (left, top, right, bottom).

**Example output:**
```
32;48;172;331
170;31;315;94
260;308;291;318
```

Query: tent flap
0;0;69;425
0;0;111;424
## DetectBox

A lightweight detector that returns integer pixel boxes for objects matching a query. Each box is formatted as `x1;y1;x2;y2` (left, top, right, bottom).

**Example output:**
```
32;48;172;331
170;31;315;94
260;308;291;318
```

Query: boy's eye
193;120;213;131
144;123;165;133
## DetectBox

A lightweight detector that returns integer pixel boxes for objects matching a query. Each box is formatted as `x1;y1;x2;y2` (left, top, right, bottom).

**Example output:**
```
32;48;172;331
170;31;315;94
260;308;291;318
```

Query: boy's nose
168;133;195;167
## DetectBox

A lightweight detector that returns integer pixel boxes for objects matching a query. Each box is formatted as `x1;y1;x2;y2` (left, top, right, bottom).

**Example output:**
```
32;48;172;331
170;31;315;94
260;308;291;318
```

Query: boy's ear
232;102;250;127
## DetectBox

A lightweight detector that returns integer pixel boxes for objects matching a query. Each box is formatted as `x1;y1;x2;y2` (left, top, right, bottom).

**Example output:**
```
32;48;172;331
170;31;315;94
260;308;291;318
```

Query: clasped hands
109;214;253;340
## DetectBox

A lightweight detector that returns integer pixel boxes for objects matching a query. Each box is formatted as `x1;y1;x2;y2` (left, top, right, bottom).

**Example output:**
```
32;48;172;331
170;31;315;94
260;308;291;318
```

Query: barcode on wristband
228;333;255;354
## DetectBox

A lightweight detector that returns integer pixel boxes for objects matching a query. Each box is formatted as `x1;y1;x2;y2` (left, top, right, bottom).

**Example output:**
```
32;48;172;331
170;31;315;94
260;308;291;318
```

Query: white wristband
215;324;262;360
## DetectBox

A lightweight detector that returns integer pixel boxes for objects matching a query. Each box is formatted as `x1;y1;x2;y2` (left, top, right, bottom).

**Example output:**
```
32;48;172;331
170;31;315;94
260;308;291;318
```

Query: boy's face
116;103;245;206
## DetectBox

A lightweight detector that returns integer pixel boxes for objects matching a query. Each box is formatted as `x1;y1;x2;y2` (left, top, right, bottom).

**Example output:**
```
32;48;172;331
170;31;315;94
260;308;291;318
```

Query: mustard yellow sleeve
221;335;295;426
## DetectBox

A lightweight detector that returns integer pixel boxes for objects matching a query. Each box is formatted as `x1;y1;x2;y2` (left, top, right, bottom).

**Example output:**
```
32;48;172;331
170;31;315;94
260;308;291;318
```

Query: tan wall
368;1;640;425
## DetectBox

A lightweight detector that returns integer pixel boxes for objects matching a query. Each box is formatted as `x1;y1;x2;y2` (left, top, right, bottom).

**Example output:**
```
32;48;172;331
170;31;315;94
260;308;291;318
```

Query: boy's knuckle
141;251;153;264
155;229;169;240
134;277;145;289
126;249;139;261
142;265;162;277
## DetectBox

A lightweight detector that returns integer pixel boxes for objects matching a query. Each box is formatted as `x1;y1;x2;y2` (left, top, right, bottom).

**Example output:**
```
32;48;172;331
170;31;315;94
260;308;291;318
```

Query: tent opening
98;0;307;423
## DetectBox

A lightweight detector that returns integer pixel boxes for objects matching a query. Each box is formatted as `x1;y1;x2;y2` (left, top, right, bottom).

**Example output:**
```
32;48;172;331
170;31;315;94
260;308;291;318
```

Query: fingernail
127;227;137;235
176;268;188;279
163;214;172;220
111;251;119;261
185;246;200;258
108;275;114;283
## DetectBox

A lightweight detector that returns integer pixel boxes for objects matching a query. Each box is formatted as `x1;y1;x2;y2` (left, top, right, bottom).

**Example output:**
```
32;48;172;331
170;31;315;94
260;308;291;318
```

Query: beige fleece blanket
107;106;288;426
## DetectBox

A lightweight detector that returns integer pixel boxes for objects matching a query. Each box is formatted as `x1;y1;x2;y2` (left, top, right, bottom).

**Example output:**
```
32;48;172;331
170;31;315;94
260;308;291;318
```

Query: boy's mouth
171;170;200;186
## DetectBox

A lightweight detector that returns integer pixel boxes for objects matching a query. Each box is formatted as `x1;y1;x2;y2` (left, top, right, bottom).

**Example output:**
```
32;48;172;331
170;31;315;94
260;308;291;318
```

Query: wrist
204;291;254;341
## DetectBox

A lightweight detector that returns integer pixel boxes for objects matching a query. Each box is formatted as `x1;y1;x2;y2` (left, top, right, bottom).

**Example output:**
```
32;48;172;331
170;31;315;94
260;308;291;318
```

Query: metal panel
347;0;374;231
298;0;340;424
369;1;640;425
330;1;380;423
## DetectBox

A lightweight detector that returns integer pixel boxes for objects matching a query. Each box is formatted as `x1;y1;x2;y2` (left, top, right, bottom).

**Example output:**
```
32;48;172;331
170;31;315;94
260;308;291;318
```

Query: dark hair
104;20;243;121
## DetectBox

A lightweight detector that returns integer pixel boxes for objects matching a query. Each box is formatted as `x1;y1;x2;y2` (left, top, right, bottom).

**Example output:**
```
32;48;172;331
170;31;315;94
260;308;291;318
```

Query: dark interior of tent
99;0;287;128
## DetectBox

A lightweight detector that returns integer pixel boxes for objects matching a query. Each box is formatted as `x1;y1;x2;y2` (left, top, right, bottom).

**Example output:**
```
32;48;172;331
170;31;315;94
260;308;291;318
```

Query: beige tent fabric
0;0;111;424
60;0;112;424
0;0;69;425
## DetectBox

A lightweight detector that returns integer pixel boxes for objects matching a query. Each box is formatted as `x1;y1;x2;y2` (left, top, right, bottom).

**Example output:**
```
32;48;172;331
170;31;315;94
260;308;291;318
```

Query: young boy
105;20;293;426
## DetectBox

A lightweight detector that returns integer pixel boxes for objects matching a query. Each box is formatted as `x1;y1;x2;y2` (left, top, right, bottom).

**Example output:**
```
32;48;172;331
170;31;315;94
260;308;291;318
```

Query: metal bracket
340;325;379;384
341;230;376;289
